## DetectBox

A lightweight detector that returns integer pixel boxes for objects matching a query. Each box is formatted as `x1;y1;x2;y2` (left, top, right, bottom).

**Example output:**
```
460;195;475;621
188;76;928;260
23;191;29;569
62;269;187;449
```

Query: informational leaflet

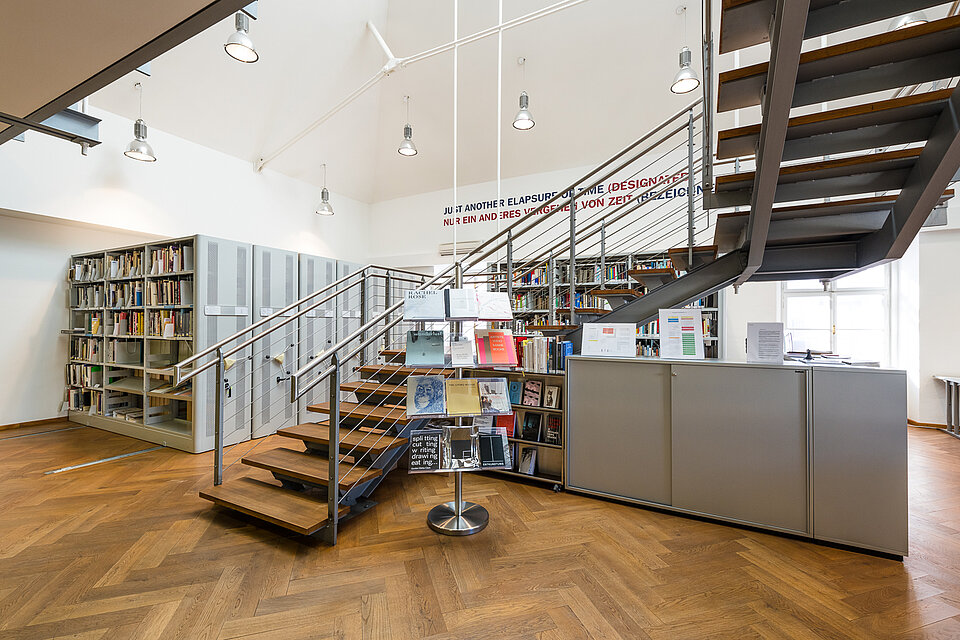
404;290;446;321
746;322;785;363
659;308;704;359
581;323;636;358
445;289;479;320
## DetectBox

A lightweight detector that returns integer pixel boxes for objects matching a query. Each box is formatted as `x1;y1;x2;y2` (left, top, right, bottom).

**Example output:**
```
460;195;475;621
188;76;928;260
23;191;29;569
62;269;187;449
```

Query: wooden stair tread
356;364;454;377
557;307;609;315
718;15;960;111
628;268;677;283
592;289;641;299
199;476;346;535
307;401;412;425
277;422;407;455
668;246;720;272
242;447;382;490
340;381;407;399
714;148;923;192
717;89;953;160
668;245;718;255
379;349;405;358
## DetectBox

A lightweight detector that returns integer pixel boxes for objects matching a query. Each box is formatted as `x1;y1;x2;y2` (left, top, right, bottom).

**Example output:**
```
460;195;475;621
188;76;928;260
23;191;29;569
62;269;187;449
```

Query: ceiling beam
735;0;811;287
859;86;960;265
0;0;252;146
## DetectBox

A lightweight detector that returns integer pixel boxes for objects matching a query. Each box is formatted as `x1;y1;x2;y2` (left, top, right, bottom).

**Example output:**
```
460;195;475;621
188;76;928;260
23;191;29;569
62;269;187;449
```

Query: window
781;264;890;365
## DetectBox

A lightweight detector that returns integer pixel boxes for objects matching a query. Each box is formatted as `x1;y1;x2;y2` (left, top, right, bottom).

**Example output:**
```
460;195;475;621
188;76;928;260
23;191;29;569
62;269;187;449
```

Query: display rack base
427;501;489;536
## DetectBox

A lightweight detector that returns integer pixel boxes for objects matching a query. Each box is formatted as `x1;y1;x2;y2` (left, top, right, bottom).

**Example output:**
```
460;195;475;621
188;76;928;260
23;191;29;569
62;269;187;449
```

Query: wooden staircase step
307;401;413;426
717;89;953;161
628;268;677;289
357;364;455;379
668;246;720;272
340;380;407;400
714;148;922;204
592;289;642;300
557;307;609;316
712;191;955;252
242;447;383;491
198;476;347;535
379;348;405;361
277;422;407;455
719;0;948;54
531;325;580;334
718;15;960;111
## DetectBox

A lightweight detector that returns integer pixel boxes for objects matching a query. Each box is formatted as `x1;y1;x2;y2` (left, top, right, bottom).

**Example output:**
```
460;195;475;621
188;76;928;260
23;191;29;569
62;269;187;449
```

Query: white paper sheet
746;322;784;363
581;323;636;358
659;309;704;359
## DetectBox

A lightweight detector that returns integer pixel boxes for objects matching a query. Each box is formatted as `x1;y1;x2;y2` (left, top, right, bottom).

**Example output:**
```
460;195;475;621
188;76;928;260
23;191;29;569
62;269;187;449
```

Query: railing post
687;109;696;269
383;272;392;351
214;348;225;486
600;220;606;288
325;352;340;545
548;253;556;326
702;0;714;195
360;273;368;364
568;192;577;326
505;231;514;331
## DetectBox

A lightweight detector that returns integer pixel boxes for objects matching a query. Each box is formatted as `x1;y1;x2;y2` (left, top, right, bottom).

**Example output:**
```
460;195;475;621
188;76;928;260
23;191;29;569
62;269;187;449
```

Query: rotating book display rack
403;275;517;536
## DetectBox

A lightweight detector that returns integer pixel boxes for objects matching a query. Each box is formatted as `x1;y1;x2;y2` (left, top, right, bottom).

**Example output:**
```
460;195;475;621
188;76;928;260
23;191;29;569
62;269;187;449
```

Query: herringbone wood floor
2;422;960;639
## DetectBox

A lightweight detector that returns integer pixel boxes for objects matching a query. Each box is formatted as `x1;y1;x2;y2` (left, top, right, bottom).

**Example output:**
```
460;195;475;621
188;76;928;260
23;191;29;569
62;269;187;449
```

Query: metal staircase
180;2;960;543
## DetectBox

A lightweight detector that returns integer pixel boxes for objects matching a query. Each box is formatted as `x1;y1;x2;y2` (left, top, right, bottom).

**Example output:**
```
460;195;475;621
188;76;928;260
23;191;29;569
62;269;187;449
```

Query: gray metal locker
195;235;254;452
298;254;337;421
251;246;299;438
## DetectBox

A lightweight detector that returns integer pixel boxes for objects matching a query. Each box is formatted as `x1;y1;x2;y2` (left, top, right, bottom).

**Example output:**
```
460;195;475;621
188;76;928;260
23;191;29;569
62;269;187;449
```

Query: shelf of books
465;368;565;488
65;239;200;450
487;251;722;357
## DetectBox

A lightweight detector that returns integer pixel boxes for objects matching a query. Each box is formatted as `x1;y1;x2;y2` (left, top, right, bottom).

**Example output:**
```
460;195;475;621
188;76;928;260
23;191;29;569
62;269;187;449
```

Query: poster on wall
581;323;636;358
659;309;704;359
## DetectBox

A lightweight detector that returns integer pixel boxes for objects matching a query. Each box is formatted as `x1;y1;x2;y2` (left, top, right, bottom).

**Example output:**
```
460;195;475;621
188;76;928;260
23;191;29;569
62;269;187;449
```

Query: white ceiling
90;0;706;204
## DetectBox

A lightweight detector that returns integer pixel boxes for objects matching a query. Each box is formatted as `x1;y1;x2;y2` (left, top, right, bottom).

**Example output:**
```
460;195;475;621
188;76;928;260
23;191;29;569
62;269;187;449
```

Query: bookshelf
487;252;723;358
465;369;566;490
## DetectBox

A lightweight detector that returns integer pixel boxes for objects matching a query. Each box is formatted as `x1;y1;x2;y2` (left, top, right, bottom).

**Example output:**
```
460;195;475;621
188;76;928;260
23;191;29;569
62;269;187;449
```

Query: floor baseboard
0;416;65;432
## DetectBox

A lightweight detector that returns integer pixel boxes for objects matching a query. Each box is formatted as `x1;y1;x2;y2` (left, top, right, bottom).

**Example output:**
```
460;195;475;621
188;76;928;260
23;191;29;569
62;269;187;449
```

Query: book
478;428;511;468
477;378;512;415
521;412;542;441
518;447;538;475
445;288;479;320
543;385;561;409
522;379;542;406
449;333;475;367
545;415;562;445
406;375;446;417
445;379;482;416
475;329;519;367
405;330;446;367
495;413;516;437
476;290;513;320
404;290;446;321
508;380;522;405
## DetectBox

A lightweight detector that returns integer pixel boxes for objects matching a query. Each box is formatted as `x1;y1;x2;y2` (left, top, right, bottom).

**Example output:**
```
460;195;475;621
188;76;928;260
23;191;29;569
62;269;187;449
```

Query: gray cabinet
670;363;809;534
195;235;253;450
567;359;672;505
251;246;299;438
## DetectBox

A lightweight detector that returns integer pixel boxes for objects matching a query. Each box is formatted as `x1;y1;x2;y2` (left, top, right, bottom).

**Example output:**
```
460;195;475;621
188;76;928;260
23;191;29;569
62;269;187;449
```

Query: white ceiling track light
254;0;589;173
889;11;929;31
225;3;259;63
124;82;156;162
398;95;418;156
513;57;535;131
315;163;334;215
670;5;701;95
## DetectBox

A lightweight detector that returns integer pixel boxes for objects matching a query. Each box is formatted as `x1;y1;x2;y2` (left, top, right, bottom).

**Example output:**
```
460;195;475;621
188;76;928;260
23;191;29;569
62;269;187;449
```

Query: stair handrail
172;264;429;385
289;99;704;397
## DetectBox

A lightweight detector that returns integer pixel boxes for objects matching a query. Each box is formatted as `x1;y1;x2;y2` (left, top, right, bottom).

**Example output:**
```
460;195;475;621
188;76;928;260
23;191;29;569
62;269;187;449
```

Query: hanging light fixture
513;57;535;130
225;12;259;63
398;95;418;156
889;11;929;31
124;82;156;162
315;164;334;216
670;6;701;95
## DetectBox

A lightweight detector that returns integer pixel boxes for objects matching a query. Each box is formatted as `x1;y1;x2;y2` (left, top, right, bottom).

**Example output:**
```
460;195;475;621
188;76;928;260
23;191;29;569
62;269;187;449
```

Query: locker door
298;254;337;421
194;236;253;452
252;246;299;438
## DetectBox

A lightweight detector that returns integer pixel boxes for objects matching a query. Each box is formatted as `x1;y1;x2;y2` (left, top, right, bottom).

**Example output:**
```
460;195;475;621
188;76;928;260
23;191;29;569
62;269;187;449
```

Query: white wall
721;282;781;362
0;213;160;425
0;107;371;261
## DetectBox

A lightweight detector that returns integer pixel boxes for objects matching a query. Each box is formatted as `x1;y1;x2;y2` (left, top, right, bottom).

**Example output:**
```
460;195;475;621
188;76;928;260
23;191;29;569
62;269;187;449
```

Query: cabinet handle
671;372;678;377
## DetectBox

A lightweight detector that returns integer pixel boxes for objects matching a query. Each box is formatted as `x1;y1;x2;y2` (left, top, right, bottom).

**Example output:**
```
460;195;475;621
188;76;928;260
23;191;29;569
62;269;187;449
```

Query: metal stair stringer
565;249;749;353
